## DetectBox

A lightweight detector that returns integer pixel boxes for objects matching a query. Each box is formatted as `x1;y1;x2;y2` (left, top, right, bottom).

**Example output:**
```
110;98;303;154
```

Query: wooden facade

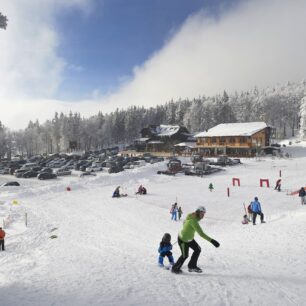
196;123;271;157
135;125;192;153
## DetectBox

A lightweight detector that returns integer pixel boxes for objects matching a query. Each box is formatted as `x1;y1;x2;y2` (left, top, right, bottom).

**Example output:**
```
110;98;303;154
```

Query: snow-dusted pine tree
300;97;306;140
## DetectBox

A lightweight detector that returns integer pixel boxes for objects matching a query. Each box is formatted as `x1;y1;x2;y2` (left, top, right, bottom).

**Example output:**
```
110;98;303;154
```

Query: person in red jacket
0;227;6;251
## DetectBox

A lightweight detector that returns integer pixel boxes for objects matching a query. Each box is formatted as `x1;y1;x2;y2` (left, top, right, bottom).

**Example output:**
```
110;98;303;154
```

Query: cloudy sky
0;0;306;130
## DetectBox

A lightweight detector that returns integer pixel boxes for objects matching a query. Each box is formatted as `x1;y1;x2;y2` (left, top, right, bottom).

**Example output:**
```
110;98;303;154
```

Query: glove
210;239;220;248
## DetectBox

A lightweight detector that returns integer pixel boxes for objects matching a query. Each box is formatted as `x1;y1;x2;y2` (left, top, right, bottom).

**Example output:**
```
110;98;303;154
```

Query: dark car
31;166;43;172
39;167;53;174
80;172;97;177
2;181;20;186
22;171;39;178
14;169;28;177
37;172;57;180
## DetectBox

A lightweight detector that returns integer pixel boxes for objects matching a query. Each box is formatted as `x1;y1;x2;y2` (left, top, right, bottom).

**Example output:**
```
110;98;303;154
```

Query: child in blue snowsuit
170;203;178;221
158;233;174;267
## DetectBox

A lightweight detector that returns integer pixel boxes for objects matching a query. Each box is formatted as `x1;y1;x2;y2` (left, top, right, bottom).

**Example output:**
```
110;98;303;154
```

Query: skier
171;206;220;274
241;214;249;224
298;187;306;205
170;203;178;221
158;233;174;267
178;206;183;220
274;179;281;192
112;186;121;198
250;197;265;225
0;227;5;251
136;185;147;195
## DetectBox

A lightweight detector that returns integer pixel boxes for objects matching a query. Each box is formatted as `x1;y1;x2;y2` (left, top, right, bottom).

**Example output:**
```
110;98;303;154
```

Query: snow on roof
148;140;164;144
135;137;150;142
174;142;197;148
156;125;180;136
195;122;268;137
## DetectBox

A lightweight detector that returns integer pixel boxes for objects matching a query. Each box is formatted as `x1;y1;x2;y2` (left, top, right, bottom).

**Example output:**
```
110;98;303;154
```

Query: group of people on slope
112;184;147;198
159;206;220;274
274;179;306;206
136;185;147;195
169;203;182;221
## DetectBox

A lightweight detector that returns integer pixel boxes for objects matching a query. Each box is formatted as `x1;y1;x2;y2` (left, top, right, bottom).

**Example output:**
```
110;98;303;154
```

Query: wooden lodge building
135;125;192;152
195;122;272;157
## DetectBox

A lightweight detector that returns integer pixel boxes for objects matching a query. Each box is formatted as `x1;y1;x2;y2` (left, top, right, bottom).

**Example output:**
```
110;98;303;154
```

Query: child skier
241;214;249;224
112;186;121;198
178;206;183;220
158;233;174;267
170;203;178;221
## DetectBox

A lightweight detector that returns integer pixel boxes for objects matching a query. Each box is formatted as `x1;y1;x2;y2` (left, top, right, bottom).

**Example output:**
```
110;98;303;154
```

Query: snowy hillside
1;145;306;306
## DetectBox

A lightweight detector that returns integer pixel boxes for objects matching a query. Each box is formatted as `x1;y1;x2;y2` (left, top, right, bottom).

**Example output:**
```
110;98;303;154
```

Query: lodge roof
195;122;268;137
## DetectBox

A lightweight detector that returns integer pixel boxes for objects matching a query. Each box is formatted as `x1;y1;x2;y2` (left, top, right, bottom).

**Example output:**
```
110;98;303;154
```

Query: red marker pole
227;187;230;197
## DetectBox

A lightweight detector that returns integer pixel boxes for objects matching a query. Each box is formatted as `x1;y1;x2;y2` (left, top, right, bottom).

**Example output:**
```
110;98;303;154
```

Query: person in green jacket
171;206;220;274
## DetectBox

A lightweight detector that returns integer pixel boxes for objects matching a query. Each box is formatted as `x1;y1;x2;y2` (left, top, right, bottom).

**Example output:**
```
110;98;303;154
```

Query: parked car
23;171;39;178
14;169;28;177
55;168;72;176
80;172;97;177
1;181;20;186
150;157;164;164
37;172;57;180
29;166;42;172
132;160;146;168
86;165;103;172
39;167;53;174
20;162;37;171
0;168;10;174
80;162;92;172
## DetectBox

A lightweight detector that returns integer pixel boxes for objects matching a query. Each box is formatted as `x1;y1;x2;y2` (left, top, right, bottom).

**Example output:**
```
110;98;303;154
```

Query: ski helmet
254;196;258;201
162;233;171;243
196;206;206;213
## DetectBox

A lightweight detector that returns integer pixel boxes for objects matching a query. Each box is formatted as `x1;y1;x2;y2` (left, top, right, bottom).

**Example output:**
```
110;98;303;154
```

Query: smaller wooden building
195;122;272;157
135;125;192;152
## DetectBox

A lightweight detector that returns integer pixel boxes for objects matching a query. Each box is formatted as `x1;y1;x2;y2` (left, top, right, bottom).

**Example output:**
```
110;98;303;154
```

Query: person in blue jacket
158;233;174;267
250;196;265;225
112;186;120;198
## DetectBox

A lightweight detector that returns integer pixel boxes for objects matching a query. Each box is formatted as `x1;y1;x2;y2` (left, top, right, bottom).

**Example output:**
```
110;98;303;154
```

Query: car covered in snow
79;172;97;177
85;163;103;172
54;168;72;176
1;181;20;186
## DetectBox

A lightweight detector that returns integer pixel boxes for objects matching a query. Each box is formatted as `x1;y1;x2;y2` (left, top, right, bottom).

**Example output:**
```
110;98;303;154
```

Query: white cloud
1;0;306;130
103;0;306;109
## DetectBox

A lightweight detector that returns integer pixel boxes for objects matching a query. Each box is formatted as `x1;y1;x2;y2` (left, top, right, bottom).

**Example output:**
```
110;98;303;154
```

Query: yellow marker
12;200;18;205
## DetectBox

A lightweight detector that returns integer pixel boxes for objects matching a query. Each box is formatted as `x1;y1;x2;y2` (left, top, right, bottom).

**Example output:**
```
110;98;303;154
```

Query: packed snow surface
1;144;306;306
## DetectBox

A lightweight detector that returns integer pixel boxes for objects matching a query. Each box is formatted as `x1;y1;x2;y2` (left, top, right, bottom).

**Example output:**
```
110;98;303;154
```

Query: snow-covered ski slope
1;144;306;306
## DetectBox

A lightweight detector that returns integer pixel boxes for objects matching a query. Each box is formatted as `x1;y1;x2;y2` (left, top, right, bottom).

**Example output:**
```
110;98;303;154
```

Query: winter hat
196;206;206;213
254;196;258;201
162;233;171;243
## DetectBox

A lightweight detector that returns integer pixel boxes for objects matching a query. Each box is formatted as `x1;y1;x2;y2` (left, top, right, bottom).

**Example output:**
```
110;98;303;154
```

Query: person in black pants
171;206;220;274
